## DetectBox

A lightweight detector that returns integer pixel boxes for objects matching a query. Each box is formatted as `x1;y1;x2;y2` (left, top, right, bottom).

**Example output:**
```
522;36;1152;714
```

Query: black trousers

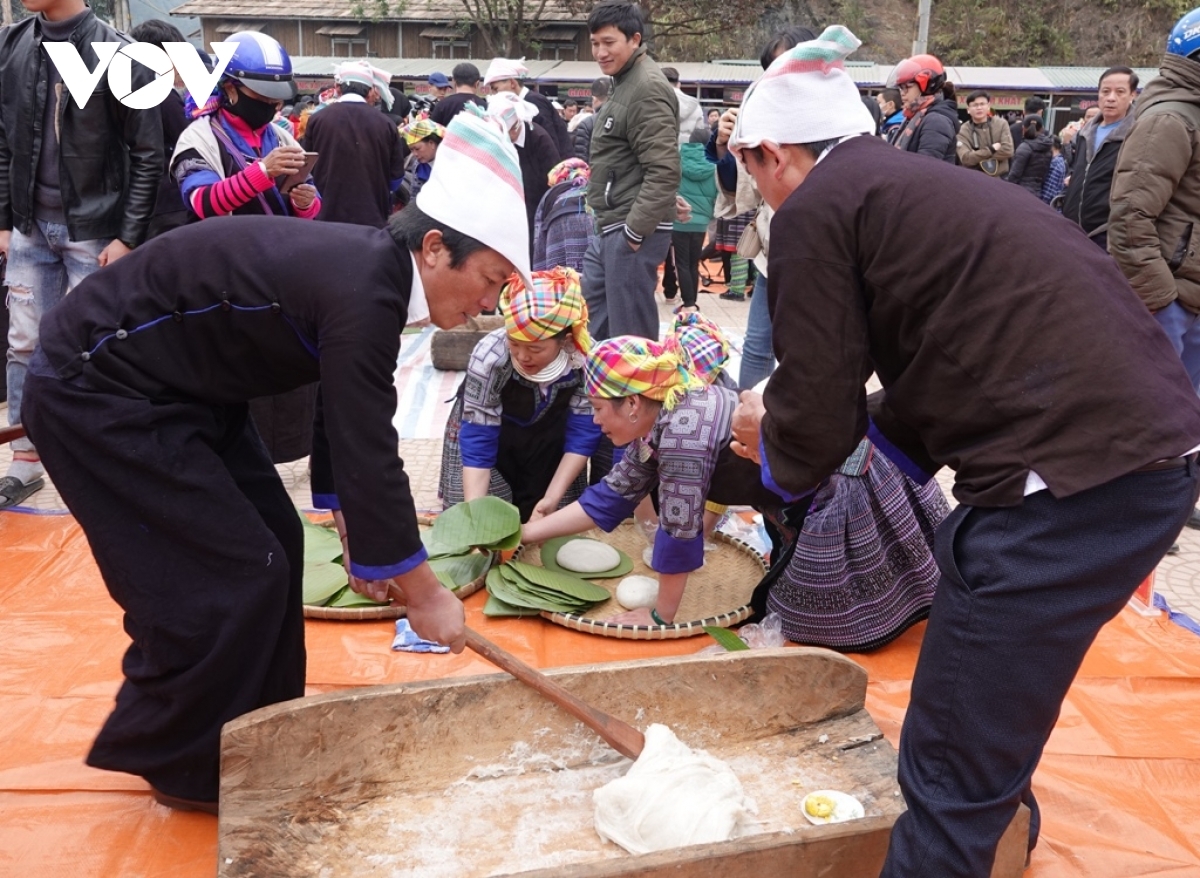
881;461;1198;877
662;240;678;299
669;231;705;308
23;368;306;802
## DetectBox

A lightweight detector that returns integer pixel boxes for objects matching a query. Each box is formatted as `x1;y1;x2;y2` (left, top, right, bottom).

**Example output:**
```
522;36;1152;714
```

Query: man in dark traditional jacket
729;27;1200;878
303;60;407;228
20;112;533;814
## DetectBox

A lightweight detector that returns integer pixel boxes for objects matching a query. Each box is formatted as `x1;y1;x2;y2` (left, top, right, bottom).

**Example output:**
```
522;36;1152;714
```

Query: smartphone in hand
279;152;318;194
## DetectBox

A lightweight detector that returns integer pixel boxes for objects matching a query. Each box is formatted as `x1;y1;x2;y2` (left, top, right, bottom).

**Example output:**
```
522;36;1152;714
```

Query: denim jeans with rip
5;221;107;456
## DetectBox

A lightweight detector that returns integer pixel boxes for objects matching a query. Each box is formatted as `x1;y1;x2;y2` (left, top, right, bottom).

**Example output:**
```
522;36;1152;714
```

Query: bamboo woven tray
303;518;490;621
516;520;767;640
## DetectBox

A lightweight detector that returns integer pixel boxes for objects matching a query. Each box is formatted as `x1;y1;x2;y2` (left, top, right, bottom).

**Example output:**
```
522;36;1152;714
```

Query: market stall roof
286;57;1158;95
1039;65;1159;90
287;56;563;80
944;66;1056;90
174;0;582;21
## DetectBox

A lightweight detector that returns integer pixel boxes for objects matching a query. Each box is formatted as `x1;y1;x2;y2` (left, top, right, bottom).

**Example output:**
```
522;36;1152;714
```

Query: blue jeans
5;221;107;453
738;273;774;389
1152;300;1200;393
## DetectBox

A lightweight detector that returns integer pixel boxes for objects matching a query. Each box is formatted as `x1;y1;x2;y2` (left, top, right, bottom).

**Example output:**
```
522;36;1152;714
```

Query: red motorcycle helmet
887;54;947;96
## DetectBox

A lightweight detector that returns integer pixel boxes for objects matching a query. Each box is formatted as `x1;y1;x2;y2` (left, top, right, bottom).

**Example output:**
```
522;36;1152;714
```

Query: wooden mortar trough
218;647;1029;878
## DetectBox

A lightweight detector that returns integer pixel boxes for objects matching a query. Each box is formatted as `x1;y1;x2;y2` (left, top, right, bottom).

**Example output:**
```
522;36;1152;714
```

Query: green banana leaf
328;585;391;608
431;496;522;552
539;536;633;579
303;561;349;606
421;528;472;560
486;568;560;611
482;593;542;617
428;551;492;589
703;626;750;651
302;516;343;565
505;561;611;602
493;564;601;613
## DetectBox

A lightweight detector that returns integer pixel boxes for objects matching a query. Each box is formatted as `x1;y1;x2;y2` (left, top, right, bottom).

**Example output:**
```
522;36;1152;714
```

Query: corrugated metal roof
285;55;1172;94
173;0;583;21
289;56;562;79
1039;66;1158;89
945;66;1055;89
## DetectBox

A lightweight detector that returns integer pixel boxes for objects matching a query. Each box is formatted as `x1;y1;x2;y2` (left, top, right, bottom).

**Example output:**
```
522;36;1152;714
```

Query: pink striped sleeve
292;193;322;220
189;163;274;219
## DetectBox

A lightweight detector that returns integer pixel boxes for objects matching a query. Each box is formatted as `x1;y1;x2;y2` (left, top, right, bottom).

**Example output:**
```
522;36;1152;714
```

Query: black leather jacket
1061;111;1135;236
0;12;163;246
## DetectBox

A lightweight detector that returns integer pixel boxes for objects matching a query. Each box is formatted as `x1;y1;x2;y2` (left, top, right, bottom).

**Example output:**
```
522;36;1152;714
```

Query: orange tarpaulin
2;511;1199;877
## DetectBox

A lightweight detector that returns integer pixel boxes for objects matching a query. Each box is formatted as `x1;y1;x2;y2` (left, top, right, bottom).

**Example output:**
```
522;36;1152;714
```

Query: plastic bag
698;612;787;654
716;510;770;560
738;612;785;648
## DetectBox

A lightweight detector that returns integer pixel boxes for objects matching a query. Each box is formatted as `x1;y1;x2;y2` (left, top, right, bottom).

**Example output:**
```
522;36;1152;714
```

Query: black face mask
225;88;278;130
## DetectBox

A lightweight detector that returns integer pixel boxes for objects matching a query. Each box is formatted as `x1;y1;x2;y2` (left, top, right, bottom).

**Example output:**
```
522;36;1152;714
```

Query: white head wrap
483;57;529;87
416;108;533;290
333;60;394;110
729;26;874;153
487;91;537;133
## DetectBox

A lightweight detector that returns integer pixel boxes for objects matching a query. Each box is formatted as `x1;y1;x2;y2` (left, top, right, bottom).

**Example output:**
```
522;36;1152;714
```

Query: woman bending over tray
439;267;603;522
672;301;951;651
521;335;775;626
523;331;951;649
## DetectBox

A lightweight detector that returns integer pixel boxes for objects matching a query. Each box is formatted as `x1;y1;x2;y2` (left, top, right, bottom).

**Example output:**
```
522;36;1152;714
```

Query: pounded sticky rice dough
593;723;757;854
616;575;659;610
556;538;621;574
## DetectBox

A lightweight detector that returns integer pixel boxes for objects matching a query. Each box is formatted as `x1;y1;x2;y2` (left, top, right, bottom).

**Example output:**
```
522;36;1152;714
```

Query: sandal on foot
0;475;45;510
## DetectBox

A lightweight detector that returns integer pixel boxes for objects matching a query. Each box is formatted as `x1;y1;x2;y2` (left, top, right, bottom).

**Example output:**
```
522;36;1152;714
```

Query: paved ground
4;280;1199;627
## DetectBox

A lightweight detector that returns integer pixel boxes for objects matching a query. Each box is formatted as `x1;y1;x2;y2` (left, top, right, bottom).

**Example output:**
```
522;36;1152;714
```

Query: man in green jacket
1109;6;1200;528
583;1;681;340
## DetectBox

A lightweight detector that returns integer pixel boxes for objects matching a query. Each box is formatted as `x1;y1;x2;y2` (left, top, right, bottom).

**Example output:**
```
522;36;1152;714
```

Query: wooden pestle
464;627;645;760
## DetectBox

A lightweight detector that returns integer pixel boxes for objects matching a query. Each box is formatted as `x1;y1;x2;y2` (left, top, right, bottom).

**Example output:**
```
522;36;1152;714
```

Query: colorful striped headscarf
416;106;532;289
672;311;730;384
729;26;874;155
501;267;592;355
401;115;446;146
585;335;705;410
548;158;590;187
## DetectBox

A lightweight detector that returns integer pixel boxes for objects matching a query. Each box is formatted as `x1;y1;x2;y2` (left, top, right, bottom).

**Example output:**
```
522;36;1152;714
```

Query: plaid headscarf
401;115;446;146
548;157;590;187
673;312;730;384
585;335;705;410
501;267;592;355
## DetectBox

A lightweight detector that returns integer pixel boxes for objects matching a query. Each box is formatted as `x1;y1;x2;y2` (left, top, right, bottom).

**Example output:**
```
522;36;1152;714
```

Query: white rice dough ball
593;723;756;854
556;538;621;574
642;547;655;570
616;575;659;610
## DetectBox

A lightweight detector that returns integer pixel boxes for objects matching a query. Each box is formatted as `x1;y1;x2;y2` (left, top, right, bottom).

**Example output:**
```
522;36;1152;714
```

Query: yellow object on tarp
1;512;1198;877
